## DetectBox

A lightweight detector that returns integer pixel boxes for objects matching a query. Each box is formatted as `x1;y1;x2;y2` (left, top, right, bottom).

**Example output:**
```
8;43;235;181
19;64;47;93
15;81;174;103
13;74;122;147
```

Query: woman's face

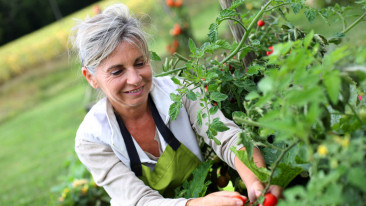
84;41;152;110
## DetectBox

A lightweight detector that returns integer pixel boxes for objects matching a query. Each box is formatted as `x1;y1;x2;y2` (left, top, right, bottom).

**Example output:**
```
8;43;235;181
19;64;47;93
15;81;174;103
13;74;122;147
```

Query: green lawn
0;77;86;205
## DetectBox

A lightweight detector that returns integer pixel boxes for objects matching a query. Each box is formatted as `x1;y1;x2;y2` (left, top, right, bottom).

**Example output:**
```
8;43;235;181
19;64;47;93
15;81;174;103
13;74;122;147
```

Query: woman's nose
126;68;142;86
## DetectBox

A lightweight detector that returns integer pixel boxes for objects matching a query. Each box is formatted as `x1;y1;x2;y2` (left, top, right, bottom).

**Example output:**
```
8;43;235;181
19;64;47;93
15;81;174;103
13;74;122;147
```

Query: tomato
166;0;174;7
232;195;247;205
263;193;277;206
266;46;274;56
170;24;182;36
257;20;265;27
217;175;228;187
175;0;183;7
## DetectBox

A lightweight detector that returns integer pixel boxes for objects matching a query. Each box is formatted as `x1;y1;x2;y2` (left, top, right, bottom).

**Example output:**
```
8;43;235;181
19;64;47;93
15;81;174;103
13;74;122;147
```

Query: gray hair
71;4;149;74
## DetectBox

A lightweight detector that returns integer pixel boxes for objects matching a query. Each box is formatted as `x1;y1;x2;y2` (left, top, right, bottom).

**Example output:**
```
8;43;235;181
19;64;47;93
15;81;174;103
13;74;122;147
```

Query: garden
0;0;365;205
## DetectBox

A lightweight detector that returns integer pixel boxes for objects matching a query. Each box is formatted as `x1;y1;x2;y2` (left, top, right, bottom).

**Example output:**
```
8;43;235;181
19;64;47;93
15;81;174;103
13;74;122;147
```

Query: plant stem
174;52;189;62
342;11;366;34
264;3;290;12
262;140;300;194
220;17;248;32
220;0;273;64
154;66;186;77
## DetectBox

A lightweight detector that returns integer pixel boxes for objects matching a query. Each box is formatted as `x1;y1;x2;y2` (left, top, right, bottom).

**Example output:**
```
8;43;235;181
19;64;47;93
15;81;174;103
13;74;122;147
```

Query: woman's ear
82;67;99;89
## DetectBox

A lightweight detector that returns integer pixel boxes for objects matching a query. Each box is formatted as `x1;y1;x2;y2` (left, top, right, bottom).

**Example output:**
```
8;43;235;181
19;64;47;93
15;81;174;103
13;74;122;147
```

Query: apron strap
148;95;181;151
115;112;143;177
114;94;181;177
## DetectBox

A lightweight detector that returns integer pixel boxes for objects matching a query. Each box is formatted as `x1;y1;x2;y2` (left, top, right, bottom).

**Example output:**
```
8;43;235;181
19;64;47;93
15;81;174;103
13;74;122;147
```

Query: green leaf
258;77;274;95
208;23;218;42
170;93;181;102
211;118;229;132
197;110;202;127
271;163;304;187
169;101;182;121
232;111;247;125
230;0;245;9
347;167;366;193
245;91;260;100
171;77;182;86
215;40;232;50
238;132;253;161
304;8;317;23
219;9;237;19
304;30;314;48
323;70;341;105
291;2;302;14
149;51;161;61
186;90;197;101
231;147;270;182
209;106;218;115
189;38;197;55
178;161;213;198
210;92;228;102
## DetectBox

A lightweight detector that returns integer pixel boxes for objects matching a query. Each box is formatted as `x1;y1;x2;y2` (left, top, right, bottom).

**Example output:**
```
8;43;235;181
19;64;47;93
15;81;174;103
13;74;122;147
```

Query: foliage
52;155;110;206
155;0;366;205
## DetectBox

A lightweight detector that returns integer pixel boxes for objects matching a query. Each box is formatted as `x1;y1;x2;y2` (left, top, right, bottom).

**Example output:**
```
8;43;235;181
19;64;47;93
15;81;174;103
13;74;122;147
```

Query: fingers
202;191;247;206
267;185;283;199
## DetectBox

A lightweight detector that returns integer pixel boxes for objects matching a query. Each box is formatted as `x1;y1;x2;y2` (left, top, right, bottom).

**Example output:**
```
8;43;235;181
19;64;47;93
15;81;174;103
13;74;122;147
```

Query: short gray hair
71;4;149;74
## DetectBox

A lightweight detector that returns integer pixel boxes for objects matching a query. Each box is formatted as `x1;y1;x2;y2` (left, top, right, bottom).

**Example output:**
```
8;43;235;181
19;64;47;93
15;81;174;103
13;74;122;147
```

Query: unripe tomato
257;20;265;27
263;193;277;206
232;195;247;205
266;46;274;56
217;175;229;188
166;0;174;7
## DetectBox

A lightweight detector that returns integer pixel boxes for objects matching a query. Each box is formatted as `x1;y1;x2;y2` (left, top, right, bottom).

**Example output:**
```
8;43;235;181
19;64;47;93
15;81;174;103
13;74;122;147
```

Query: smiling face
83;41;152;112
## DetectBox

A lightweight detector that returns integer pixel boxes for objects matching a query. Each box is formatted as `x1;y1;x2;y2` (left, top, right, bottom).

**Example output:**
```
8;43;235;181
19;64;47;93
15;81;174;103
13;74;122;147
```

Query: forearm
234;147;265;188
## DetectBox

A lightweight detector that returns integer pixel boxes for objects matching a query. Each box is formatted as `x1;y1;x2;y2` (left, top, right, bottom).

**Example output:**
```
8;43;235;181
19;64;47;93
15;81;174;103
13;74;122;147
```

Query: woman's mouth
125;86;144;95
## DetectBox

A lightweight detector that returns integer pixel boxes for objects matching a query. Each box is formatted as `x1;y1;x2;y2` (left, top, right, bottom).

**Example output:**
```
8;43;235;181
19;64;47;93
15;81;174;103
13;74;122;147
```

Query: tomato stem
220;0;273;65
342;11;366;34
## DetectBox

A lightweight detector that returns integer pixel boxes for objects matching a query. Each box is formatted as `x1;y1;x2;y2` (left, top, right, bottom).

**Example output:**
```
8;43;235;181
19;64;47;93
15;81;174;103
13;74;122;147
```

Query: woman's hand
247;180;283;204
186;191;247;206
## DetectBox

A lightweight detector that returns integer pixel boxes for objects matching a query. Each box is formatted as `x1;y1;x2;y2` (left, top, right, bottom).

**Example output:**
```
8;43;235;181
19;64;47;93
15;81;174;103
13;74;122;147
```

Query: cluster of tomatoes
165;0;183;8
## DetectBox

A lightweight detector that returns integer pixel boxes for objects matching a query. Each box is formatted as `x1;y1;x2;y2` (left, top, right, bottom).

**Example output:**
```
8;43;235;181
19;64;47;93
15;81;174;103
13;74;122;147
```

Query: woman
72;4;281;206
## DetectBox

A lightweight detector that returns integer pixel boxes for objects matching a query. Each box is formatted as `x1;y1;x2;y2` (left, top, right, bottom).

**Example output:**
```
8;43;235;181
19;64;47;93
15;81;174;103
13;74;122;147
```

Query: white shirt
75;76;242;206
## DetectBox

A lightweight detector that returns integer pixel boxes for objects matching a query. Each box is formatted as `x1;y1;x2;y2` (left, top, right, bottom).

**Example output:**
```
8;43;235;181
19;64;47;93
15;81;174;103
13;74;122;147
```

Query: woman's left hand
247;180;283;203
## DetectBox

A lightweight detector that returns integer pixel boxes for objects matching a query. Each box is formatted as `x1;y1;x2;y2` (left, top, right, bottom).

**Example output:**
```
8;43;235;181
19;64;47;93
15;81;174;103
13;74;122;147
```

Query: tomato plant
153;0;366;205
263;193;277;206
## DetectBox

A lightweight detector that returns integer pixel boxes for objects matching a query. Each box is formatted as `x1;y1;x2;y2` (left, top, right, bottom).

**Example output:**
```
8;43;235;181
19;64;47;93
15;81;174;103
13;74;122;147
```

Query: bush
156;0;366;205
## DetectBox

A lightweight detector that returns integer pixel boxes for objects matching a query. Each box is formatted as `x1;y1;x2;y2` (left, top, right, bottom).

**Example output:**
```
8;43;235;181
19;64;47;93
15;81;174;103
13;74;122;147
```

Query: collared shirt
75;76;242;206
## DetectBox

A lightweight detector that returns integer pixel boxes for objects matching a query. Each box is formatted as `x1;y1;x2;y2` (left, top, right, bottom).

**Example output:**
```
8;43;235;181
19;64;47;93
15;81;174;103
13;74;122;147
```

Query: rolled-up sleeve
75;136;187;206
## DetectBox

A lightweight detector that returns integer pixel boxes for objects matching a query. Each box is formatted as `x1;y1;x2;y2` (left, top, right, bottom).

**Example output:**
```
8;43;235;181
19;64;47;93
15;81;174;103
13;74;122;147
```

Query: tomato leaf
231;147;270;182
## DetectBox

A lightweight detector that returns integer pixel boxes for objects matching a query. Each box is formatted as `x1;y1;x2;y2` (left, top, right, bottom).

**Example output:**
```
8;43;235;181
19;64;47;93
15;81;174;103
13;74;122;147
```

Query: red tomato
257;20;265;27
263;193;277;206
175;0;183;7
266;46;274;56
166;0;174;7
232;195;247;205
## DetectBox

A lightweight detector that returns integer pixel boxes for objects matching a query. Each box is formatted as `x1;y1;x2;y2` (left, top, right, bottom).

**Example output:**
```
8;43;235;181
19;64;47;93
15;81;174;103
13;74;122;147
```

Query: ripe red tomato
232;195;247;205
263;193;277;206
175;0;183;7
257;20;265;27
166;0;174;7
266;46;274;56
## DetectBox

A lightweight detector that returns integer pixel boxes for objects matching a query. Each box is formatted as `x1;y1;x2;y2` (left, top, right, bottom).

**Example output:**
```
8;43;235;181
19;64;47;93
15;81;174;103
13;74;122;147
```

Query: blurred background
0;0;364;205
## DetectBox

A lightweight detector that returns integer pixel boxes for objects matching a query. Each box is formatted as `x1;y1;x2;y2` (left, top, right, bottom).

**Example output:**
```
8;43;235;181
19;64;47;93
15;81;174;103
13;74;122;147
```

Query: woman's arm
75;137;188;206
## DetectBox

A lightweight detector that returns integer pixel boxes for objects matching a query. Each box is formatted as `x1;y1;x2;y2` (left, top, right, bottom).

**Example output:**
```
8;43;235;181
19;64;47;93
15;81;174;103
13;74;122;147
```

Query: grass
0;77;87;205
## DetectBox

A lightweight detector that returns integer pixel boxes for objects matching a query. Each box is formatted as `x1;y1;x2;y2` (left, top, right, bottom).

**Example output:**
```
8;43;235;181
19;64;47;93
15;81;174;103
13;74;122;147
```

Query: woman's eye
136;61;145;67
111;70;123;76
